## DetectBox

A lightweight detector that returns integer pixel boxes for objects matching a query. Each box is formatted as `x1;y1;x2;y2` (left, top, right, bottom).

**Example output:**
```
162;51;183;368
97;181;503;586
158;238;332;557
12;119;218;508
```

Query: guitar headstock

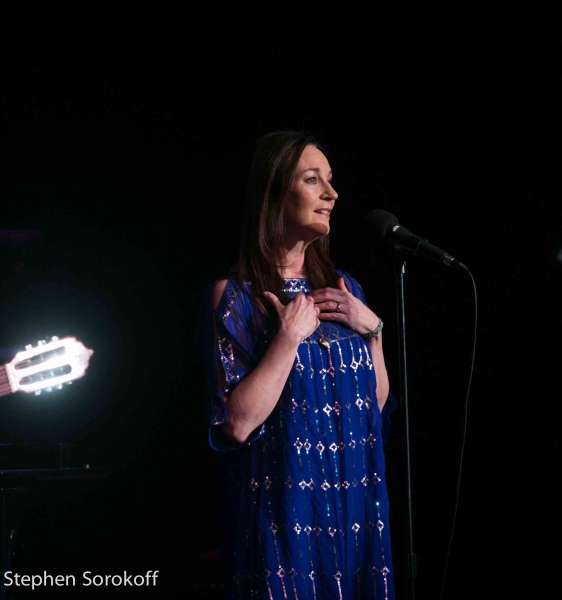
3;336;94;396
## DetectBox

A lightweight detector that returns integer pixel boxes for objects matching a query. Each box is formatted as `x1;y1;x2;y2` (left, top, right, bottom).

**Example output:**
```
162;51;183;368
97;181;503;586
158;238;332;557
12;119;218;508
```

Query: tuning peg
34;390;41;396
51;336;59;341
25;344;33;350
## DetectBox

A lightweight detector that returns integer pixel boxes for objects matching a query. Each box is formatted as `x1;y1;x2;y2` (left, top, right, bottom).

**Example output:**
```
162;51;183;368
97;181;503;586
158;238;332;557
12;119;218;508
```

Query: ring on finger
336;302;341;313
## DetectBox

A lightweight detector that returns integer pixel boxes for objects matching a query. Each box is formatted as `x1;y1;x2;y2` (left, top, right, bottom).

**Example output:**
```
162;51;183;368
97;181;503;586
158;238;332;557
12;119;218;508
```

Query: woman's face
284;144;338;243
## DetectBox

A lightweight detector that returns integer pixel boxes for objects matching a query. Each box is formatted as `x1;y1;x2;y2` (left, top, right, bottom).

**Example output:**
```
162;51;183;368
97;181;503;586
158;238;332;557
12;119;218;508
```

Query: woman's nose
323;182;337;201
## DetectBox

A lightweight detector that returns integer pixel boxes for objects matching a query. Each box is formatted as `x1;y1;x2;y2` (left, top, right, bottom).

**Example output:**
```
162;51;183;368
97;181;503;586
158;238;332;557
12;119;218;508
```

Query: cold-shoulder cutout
212;279;229;311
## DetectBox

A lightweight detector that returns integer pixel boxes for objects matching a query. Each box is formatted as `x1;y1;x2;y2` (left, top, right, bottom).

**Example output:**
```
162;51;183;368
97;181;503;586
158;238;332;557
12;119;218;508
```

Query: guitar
0;336;94;397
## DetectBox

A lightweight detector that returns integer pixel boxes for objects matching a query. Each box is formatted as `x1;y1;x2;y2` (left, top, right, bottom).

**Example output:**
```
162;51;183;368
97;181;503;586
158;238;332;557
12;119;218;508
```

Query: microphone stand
393;250;417;600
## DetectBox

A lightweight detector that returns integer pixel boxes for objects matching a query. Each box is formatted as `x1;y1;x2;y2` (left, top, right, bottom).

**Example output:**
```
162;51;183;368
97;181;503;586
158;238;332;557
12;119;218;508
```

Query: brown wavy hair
233;130;340;319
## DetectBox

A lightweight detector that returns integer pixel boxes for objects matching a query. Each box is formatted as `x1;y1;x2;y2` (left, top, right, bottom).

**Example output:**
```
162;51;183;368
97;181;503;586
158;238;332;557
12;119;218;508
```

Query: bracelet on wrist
361;318;384;340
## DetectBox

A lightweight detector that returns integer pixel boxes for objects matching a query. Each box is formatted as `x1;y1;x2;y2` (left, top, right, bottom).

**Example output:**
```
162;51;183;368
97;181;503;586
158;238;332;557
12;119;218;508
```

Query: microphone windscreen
365;209;398;238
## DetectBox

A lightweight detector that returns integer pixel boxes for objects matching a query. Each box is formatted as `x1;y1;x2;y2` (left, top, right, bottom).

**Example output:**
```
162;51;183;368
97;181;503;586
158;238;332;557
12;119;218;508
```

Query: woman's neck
279;261;306;279
279;243;307;279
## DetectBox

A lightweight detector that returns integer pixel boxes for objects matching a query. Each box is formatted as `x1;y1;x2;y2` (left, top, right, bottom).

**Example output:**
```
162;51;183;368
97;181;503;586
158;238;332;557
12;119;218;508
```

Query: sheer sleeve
337;270;398;444
199;278;267;451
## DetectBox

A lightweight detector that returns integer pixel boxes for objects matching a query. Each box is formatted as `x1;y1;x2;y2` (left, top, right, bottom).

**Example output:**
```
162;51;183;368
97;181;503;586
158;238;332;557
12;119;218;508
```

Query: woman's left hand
308;277;380;336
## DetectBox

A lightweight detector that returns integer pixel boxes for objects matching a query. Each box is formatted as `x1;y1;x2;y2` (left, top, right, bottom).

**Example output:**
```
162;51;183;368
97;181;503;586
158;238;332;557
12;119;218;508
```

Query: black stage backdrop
0;6;559;599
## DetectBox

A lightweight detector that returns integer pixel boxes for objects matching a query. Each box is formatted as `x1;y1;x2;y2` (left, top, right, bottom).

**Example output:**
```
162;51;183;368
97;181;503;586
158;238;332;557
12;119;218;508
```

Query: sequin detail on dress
205;274;397;599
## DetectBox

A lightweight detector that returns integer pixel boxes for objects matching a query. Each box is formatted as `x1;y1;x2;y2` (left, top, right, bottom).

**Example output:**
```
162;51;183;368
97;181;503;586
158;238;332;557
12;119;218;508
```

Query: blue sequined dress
201;271;397;600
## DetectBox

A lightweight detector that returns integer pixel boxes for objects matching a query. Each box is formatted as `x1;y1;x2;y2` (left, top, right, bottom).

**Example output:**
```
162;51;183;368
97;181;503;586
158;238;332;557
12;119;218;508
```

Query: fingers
309;279;348;303
265;292;319;341
309;295;321;318
309;289;347;314
263;291;283;313
264;291;318;318
300;294;321;320
337;277;348;292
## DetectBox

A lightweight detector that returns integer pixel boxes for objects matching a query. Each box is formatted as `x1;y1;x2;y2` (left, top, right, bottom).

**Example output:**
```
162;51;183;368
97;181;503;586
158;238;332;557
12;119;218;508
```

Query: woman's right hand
221;291;319;444
263;291;320;344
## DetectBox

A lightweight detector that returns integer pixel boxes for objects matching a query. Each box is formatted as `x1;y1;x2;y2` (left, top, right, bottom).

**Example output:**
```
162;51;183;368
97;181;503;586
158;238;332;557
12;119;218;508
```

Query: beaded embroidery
209;275;395;599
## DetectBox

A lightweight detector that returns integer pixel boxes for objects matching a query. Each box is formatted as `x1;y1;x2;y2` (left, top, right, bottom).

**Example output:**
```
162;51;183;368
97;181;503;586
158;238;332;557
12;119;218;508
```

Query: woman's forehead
298;145;330;170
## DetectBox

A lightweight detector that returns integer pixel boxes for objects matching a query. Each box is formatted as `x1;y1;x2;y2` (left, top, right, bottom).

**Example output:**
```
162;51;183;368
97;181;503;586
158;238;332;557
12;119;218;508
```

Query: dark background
0;5;559;599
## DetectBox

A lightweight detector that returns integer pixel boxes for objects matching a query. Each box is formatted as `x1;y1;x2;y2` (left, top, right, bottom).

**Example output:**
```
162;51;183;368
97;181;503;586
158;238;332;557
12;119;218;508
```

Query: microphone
366;209;468;272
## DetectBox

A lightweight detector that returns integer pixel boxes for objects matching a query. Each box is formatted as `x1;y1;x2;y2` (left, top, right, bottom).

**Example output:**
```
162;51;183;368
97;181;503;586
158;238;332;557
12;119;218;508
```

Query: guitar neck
0;365;12;398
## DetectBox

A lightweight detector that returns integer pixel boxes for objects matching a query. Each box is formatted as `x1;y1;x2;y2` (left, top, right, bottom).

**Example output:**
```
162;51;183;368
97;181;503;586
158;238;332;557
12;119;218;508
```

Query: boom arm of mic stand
393;251;417;600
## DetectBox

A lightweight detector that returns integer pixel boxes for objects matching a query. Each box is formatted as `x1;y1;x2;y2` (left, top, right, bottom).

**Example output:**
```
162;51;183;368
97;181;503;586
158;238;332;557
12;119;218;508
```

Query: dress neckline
281;278;311;293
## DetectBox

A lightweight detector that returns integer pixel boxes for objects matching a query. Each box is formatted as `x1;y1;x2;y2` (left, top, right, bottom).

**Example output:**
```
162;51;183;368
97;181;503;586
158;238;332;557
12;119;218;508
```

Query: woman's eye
305;177;317;184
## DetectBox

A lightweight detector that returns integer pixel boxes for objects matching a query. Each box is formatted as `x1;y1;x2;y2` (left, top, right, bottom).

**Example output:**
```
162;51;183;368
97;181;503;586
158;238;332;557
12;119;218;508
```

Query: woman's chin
307;222;330;238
